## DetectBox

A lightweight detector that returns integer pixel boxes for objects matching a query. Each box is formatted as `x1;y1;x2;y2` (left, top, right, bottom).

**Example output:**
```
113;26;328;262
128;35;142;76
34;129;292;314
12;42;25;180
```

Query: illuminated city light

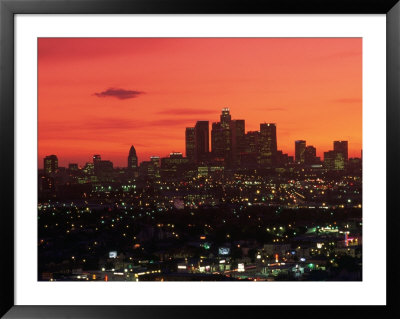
38;103;361;282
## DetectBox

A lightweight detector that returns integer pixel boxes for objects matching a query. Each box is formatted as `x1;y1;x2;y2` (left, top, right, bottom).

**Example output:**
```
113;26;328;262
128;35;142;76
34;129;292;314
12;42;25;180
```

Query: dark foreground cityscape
38;109;362;281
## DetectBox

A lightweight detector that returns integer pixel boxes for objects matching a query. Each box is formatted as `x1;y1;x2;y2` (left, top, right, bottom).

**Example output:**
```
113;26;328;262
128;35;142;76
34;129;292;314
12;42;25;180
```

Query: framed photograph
1;0;399;318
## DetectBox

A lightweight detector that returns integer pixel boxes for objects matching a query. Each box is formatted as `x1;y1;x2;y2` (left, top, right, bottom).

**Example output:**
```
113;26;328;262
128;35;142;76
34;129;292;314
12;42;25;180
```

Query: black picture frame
1;0;399;318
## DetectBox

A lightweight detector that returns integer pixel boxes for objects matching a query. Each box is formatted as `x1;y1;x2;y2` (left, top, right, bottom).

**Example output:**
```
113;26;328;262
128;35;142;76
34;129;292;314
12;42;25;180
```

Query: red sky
38;38;362;168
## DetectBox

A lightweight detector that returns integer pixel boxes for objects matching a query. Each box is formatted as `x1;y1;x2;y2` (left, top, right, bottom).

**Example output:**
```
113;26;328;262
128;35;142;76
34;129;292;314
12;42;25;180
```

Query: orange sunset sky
38;38;362;168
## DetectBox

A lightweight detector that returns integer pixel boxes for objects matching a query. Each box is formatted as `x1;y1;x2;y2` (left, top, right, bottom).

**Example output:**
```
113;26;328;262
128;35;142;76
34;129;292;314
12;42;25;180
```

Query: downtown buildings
40;108;360;187
44;155;58;175
38;109;362;281
324;141;349;171
185;108;289;169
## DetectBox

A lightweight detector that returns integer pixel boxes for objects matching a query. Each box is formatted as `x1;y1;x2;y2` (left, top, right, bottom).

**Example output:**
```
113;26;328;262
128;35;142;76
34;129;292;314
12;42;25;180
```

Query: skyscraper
44;155;58;175
211;109;235;165
295;140;306;164
127;146;138;169
150;156;160;168
304;145;317;165
93;154;101;173
276;150;291;167
220;108;231;128
149;156;161;179
245;131;261;154
211;122;225;159
333;141;348;162
230;119;245;167
185;127;195;162
324;150;345;171
243;131;261;168
92;154;114;178
95;160;114;181
194;121;209;162
259;123;277;167
98;160;113;172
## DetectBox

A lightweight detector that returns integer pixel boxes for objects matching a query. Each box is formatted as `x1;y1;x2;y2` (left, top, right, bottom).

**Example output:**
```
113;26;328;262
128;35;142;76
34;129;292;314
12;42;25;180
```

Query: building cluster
39;108;362;282
42;108;361;186
185;108;286;168
184;109;359;171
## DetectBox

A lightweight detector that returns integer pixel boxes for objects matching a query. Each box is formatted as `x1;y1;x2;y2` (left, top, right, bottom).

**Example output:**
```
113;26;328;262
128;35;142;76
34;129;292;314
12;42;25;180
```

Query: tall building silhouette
245;131;261;154
92;154;113;177
93;154;101;173
93;154;101;162
220;108;232;163
295;140;306;164
44;155;58;175
128;145;138;169
98;160;113;171
259;123;277;167
211;108;233;164
231;119;245;166
304;145;317;165
211;122;225;159
324;150;345;171
149;156;161;179
194;121;209;162
333;141;348;162
185;127;195;162
150;156;160;168
243;131;260;168
220;108;231;127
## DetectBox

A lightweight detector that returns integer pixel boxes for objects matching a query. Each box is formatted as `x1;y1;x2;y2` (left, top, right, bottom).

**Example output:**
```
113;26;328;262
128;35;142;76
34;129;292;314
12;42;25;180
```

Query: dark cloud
94;88;144;100
156;108;218;115
333;98;362;104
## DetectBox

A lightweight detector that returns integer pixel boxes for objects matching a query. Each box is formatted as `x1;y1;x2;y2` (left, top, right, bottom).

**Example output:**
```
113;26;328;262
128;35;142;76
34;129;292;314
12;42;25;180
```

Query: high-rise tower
259;123;277;167
305;145;317;165
44;155;58;175
185;127;195;162
295;140;306;164
231;119;245;166
333;141;348;162
220;108;231;128
128;145;138;169
194;121;209;162
211;122;224;159
211;108;237;165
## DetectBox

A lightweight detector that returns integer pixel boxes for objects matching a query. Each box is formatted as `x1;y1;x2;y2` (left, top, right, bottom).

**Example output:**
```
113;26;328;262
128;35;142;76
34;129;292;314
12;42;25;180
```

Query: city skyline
38;38;362;167
39;110;362;281
40;108;358;169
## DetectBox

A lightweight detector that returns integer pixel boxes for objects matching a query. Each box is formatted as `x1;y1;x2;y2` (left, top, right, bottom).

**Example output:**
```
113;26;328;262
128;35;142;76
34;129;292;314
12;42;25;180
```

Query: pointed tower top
129;145;137;156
